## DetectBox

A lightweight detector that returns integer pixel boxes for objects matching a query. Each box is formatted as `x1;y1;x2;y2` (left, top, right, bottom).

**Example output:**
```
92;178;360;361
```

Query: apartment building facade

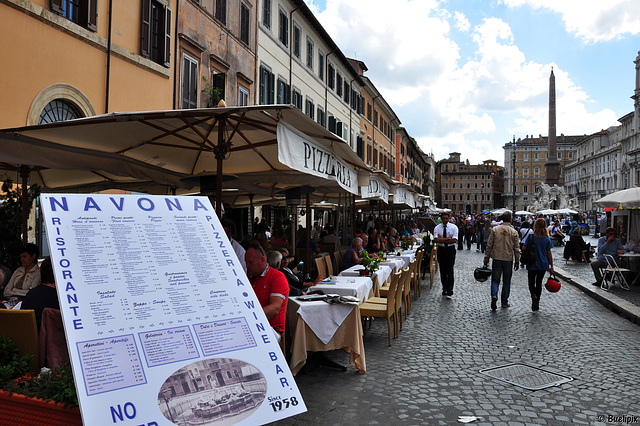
0;0;179;129
502;135;582;211
436;153;504;213
257;0;364;148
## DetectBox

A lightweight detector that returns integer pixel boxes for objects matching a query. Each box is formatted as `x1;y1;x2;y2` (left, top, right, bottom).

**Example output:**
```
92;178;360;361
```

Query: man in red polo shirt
245;244;289;337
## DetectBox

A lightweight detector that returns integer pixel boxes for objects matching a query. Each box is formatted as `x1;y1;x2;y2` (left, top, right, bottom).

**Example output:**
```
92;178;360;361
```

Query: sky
303;0;640;166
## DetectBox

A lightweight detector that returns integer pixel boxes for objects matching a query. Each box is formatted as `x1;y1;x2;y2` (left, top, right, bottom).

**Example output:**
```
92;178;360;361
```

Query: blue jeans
491;259;513;306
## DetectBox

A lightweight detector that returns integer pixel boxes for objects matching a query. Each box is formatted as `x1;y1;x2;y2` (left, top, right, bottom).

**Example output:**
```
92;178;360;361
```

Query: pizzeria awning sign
393;187;416;208
360;176;390;203
41;193;305;425
277;122;360;194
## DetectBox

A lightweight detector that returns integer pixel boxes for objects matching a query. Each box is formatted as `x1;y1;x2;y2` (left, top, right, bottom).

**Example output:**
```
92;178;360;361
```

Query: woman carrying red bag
522;218;554;311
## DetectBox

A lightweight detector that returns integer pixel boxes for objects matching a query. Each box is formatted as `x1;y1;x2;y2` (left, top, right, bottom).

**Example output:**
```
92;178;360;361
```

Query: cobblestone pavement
272;242;640;426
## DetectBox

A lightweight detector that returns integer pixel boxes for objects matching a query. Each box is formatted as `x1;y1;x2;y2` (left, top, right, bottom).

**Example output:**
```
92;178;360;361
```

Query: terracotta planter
0;389;82;425
359;269;371;276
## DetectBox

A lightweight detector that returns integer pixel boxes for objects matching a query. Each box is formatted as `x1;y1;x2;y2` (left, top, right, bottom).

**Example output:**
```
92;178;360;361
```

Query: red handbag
545;273;561;292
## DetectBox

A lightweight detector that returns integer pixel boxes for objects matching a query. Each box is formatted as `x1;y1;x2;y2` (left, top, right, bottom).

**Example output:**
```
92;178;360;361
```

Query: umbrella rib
230;139;277;151
117;118;216;154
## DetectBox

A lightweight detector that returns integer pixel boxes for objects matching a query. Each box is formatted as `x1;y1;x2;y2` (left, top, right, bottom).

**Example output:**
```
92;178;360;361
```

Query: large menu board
42;194;305;425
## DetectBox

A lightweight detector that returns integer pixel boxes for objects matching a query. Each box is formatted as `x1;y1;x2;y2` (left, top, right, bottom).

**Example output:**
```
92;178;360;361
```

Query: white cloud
453;11;470;32
500;0;640;42
308;0;622;165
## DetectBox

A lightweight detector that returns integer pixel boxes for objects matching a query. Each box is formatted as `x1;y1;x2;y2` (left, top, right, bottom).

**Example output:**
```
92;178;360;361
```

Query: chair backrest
416;249;424;272
384;272;401;314
396;268;409;308
405;259;417;295
0;309;39;373
324;254;334;276
314;256;327;278
604;254;620;269
333;251;343;273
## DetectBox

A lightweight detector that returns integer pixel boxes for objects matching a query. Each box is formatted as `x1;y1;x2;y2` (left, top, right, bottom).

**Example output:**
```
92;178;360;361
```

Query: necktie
443;224;447;240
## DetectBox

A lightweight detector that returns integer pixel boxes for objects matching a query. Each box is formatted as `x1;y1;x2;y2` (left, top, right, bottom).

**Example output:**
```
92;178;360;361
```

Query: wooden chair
359;271;401;345
428;246;438;288
412;250;424;298
395;268;409;333
403;259;416;317
0;309;39;373
324;254;334;276
314;256;327;278
367;270;401;306
333;250;343;273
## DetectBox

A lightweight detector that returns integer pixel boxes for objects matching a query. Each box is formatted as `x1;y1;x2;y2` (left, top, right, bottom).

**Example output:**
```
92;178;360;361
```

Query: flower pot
0;389;82;425
359;269;370;276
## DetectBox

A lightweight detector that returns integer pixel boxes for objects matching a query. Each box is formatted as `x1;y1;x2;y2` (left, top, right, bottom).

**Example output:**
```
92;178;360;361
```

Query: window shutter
259;67;266;104
286;84;291;104
164;6;172;67
51;0;64;14
240;5;249;44
336;121;342;138
268;72;275;104
328;116;336;133
86;0;98;31
140;0;151;58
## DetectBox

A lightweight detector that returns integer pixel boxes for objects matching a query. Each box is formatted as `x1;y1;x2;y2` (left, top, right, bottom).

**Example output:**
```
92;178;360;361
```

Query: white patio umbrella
0;106;372;217
491;207;511;215
537;209;557;215
594;187;640;209
555;208;578;215
515;210;534;215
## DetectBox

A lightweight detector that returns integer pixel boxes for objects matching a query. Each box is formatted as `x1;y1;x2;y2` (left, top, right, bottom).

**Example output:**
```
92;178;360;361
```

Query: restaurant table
286;297;366;375
617;253;640;285
338;264;392;297
380;258;404;272
386;250;416;269
307;276;373;302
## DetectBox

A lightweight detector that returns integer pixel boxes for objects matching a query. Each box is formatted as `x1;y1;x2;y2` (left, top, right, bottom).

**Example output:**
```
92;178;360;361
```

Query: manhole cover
479;363;573;390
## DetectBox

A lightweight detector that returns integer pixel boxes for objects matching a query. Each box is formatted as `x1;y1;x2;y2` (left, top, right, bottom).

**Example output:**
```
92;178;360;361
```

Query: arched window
38;99;83;124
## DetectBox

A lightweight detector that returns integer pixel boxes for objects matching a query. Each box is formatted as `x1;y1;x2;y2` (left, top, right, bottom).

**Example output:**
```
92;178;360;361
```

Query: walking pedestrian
483;212;520;310
476;214;487;252
481;220;491;253
457;215;465;250
433;212;458;298
522;218;553;311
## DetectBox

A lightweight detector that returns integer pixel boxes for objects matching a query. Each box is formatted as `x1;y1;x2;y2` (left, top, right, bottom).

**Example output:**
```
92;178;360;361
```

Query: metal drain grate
479;363;573;390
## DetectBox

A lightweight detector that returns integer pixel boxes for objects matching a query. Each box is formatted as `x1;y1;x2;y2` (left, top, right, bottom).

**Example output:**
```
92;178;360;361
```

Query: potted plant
400;236;412;251
360;250;383;276
0;336;81;425
202;76;222;107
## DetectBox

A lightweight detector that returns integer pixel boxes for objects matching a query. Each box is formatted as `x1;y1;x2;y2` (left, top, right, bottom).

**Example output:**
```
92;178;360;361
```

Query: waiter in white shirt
433;212;458;298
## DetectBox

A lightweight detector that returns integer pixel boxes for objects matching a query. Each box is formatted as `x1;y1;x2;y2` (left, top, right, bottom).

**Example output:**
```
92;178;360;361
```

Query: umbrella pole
20;165;30;245
214;117;228;218
305;194;311;278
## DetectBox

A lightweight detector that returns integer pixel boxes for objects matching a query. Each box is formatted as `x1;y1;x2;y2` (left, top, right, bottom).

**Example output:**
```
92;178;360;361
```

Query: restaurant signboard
42;193;305;425
360;175;390;203
277;122;360;195
393;187;416;208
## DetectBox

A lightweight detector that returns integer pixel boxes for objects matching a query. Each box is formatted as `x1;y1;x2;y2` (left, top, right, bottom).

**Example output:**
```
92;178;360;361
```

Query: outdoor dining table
617;253;640;285
307;276;373;302
385;249;416;269
380;257;404;272
338;264;392;297
286;297;366;375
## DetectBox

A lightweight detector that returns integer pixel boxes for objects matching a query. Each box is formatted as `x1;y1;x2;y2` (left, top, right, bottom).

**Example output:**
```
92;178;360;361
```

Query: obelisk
545;68;561;185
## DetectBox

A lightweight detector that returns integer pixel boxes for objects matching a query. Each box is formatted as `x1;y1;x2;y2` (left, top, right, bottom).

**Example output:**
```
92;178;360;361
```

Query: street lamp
512;144;516;213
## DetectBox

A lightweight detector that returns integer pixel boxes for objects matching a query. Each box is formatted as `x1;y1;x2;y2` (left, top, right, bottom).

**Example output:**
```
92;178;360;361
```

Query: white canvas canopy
594;187;640;209
0;105;372;215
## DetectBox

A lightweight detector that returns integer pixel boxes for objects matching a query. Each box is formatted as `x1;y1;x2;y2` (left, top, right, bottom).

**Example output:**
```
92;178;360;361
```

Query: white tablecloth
339;264;392;287
289;298;356;344
308;276;373;302
380;258;404;272
386;250;416;268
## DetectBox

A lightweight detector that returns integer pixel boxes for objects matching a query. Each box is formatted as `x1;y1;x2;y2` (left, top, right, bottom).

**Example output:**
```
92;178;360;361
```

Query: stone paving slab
271;245;640;425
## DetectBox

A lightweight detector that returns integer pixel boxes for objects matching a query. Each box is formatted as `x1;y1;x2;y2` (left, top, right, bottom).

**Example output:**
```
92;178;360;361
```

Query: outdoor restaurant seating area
283;238;437;375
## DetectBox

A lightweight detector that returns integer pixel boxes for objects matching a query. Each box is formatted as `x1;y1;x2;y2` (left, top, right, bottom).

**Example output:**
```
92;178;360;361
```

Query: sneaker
501;303;510;308
476;249;480;252
491;297;497;311
446;295;452;299
532;299;539;311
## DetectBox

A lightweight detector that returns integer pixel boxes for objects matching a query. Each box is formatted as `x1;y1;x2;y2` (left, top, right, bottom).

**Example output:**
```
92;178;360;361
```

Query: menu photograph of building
41;193;305;425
